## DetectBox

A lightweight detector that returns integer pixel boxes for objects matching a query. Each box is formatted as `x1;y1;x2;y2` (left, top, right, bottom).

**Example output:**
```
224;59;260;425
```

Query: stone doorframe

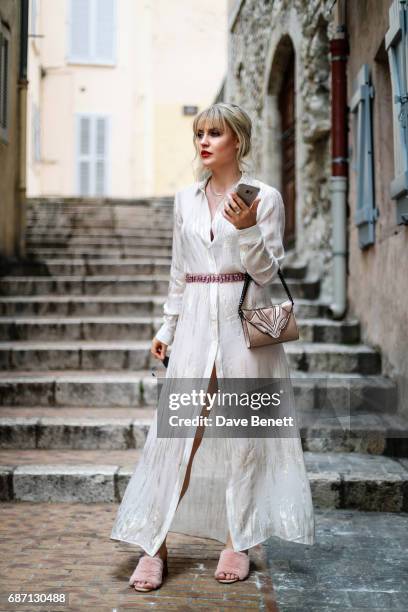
261;8;306;259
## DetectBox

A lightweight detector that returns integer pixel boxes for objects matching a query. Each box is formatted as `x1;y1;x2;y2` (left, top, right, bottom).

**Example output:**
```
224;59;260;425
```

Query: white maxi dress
110;171;316;555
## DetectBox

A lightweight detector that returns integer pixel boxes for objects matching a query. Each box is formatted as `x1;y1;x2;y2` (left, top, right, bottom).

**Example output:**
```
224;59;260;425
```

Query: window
350;64;379;248
76;114;110;196
385;0;408;225
32;103;41;163
0;22;10;143
68;0;116;65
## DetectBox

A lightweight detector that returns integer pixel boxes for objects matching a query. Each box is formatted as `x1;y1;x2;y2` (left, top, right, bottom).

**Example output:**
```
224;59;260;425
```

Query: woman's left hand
222;191;261;230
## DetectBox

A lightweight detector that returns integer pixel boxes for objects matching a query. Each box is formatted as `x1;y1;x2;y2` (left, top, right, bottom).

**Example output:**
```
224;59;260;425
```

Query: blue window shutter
350;64;378;249
385;0;408;225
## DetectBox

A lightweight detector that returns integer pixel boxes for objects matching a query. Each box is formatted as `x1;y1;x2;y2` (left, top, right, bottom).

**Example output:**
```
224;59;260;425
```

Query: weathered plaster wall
346;0;408;415
0;0;24;259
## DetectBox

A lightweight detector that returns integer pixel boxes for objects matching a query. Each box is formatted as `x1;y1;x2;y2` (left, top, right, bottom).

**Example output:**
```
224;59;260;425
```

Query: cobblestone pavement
264;508;408;611
0;503;407;611
0;502;275;611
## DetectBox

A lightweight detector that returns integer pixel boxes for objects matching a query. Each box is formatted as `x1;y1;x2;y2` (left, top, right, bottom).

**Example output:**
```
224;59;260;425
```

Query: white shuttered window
32;103;41;163
76;114;110;197
69;0;116;64
30;0;38;36
385;0;408;224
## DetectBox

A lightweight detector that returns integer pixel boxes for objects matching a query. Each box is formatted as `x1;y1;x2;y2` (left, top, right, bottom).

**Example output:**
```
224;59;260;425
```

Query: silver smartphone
236;183;260;207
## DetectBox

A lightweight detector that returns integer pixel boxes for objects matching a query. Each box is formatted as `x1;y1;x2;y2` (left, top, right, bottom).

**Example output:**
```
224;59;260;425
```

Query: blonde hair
192;103;253;181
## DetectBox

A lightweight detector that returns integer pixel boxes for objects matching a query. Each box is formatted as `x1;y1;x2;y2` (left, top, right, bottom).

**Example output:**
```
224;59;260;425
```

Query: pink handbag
238;269;299;348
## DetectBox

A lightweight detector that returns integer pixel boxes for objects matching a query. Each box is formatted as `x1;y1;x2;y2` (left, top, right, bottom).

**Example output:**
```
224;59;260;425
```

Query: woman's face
196;121;239;170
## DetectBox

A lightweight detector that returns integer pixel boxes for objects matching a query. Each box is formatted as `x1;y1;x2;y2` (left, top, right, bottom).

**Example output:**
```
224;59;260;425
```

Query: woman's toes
135;580;152;589
217;571;238;580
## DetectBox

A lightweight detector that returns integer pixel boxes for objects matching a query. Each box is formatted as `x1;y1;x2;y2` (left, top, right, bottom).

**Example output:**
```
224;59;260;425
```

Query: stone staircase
0;198;407;512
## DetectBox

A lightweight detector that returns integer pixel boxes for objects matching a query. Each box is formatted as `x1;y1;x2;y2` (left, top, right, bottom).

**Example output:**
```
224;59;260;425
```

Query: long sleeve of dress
235;187;285;287
155;191;186;346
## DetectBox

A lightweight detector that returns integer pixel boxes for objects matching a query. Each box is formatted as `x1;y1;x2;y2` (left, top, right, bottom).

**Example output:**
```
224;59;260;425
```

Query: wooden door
278;52;296;249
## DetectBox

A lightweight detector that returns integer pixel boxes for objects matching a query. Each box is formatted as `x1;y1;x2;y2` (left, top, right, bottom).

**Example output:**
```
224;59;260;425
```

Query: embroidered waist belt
185;273;246;283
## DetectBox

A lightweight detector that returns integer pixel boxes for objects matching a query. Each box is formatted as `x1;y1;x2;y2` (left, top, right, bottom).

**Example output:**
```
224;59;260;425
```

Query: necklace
209;181;224;197
208;173;242;199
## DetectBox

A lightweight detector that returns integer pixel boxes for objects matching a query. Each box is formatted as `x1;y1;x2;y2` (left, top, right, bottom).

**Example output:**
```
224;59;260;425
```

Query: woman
110;102;315;591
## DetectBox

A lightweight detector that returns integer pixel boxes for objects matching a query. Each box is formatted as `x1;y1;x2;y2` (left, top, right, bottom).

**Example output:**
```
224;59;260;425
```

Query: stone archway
263;35;297;250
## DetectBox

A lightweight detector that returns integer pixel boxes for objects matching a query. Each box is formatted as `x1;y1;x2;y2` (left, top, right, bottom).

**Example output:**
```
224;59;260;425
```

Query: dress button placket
208;251;218;340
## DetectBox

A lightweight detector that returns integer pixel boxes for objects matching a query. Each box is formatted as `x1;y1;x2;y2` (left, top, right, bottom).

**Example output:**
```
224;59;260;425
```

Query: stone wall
345;0;408;416
0;0;25;260
227;0;335;299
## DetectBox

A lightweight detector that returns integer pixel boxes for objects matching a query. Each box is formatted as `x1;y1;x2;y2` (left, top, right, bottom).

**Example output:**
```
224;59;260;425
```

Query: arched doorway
263;36;297;251
278;49;296;249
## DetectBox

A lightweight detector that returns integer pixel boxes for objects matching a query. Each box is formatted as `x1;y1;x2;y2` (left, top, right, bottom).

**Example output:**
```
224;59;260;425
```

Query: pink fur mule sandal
214;548;250;583
129;554;168;592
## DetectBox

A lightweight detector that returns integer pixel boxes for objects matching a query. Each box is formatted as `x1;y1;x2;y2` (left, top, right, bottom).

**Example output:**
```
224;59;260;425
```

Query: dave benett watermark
156;377;299;438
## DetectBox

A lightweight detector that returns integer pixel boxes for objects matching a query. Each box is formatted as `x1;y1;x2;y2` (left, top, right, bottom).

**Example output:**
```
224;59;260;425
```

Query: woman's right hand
151;337;168;361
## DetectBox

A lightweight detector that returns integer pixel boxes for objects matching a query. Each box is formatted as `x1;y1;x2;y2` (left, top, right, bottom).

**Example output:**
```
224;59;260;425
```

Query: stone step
1;406;407;456
0;295;165;316
1;449;407;510
0;275;172;296
0;370;148;407
27;196;172;204
0;275;321;298
27;203;173;213
0;317;158;341
26;203;173;221
0;316;361;343
25;228;174;239
26;217;173;229
25;215;173;229
301;412;408;457
1;258;172;277
0;407;154;450
25;224;174;236
0;295;325;318
26;246;174;258
27;201;173;211
0;258;307;279
27;197;172;205
0;340;380;373
0;369;395;408
26;236;174;248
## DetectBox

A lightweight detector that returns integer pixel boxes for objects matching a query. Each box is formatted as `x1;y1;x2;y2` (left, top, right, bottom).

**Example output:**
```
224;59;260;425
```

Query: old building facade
227;0;334;299
345;0;408;415
27;0;227;199
227;0;408;415
0;0;28;261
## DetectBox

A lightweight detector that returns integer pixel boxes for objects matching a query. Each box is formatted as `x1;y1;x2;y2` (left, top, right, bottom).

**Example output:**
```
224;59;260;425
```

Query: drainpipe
16;0;29;257
328;8;349;320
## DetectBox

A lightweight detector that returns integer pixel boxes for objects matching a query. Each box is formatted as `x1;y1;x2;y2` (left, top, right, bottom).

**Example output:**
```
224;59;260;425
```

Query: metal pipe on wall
328;4;349;320
16;0;29;257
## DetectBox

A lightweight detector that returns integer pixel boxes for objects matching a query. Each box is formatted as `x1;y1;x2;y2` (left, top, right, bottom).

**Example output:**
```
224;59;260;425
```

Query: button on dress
110;171;316;555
